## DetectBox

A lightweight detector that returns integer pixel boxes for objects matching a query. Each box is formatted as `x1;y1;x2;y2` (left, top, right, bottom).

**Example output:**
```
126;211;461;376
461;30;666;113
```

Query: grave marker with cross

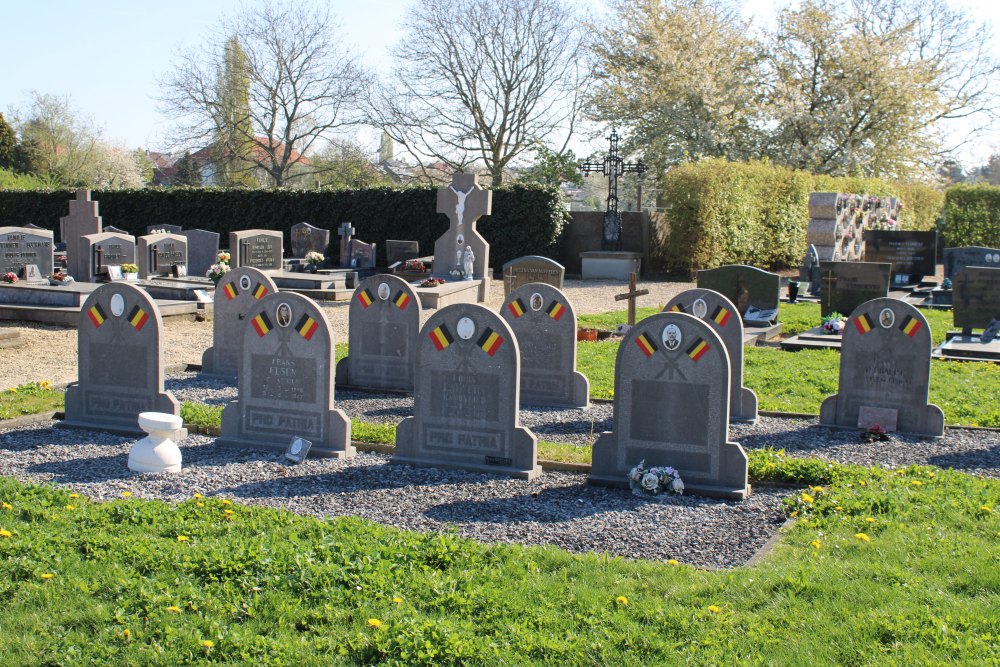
60;189;104;280
614;272;649;326
338;222;356;267
433;173;492;278
580;129;646;251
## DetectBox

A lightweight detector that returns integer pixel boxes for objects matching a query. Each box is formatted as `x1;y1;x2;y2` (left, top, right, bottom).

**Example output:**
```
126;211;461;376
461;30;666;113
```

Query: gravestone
230;230;283;272
290;222;330;259
664;288;757;422
147;224;182;235
137;233;187;279
81;232;137;281
335;274;422;392
820;297;943;437
201;267;279;378
798;244;821;295
393;303;540;479
386;240;420;267
863;230;938;285
696;265;780;324
943;246;1000;280
433;173;491;278
818;261;891;317
218;292;353;458
349;239;376;269
337;222;355;266
63;282;179;434
952;267;1000;330
0;226;54;278
588;312;748;499
499;282;589;408
60;190;103;280
181;229;221;278
501;256;565;297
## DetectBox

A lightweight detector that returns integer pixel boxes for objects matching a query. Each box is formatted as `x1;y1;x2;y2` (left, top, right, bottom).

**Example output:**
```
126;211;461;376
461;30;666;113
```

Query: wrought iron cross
580;128;646;251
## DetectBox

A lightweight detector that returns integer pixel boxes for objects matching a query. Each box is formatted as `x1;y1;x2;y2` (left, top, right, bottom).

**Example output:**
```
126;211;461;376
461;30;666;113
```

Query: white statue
463;245;475;280
450;184;470;227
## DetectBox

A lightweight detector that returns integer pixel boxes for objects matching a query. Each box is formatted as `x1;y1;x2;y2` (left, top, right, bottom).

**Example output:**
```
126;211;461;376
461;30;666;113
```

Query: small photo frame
172;264;187;278
284;436;312;464
106;265;124;281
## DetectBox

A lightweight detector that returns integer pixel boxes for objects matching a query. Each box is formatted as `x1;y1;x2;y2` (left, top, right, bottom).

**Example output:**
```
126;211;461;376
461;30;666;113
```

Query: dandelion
789;511;799;518
64;504;76;510
392;597;403;604
122;629;131;639
1;502;11;510
980;505;992;513
865;517;876;523
855;533;871;542
707;605;721;614
667;559;679;566
196;502;205;508
0;529;12;538
176;535;190;542
193;493;203;499
859;480;866;486
810;540;821;549
911;481;923;487
200;640;214;649
808;485;824;493
166;606;182;613
616;596;629;606
223;509;234;516
367;619;382;629
40;573;55;580
122;491;132;497
835;506;843;511
800;493;814;504
220;499;232;506
69;493;79;499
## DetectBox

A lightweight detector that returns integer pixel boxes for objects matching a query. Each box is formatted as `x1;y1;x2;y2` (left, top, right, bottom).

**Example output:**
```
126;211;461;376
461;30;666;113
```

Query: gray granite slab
817;261;890;317
201;267;279;379
137;233;187;279
952;267;1000;330
80;232;136;282
181;229;220;279
501;256;565;297
943;246;1000;280
230;230;283;271
386;240;420;267
696;264;780;324
863;230;938;285
61;190;103;281
0;226;54;278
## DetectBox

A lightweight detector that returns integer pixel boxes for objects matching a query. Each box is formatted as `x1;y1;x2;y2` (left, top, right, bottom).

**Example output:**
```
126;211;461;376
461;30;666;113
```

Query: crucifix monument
434;173;492;279
580;128;646;251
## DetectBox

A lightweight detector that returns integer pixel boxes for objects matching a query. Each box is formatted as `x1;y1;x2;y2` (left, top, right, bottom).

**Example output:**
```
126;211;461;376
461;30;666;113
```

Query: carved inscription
430;370;499;421
89;344;147;388
628;379;710;446
241;236;280;269
244;408;322;439
85;390;152;419
423;425;503;453
250;354;317;403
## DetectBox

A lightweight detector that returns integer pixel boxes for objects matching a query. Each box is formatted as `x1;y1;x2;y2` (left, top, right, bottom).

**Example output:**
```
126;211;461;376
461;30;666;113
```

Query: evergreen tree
213;36;256;186
173;152;202;186
0;112;16;170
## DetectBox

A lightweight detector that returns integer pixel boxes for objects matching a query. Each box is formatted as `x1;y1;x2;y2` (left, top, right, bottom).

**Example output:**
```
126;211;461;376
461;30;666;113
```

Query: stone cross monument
434;173;491;279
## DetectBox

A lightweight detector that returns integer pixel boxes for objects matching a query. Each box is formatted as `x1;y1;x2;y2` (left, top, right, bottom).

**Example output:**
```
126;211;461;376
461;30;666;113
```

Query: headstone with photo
180;229;221;279
218;292;354;458
393;303;540;479
201;266;279;378
81;232;137;282
349;238;376;269
818;261;891;318
820;297;944;437
501;256;565;297
696;264;780;325
664;288;757;422
137;233;187;279
499;282;589;408
943;246;1000;280
434;173;491;279
863;230;938;286
0;226;54;279
335;273;422;392
290;222;330;259
386;240;420;267
60;190;103;280
588;312;749;499
230;230;283;272
63;282;180;434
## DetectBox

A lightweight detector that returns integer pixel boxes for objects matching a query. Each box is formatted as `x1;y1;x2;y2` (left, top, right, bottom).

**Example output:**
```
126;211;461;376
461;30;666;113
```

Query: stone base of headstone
932;335;1000;363
393;416;542;480
930;288;952;306
270;269;355;291
743;322;782;345
820;395;944;438
413;279;484;309
217;405;354;459
780;326;845;352
62;386;182;437
580;252;642;280
128;412;184;473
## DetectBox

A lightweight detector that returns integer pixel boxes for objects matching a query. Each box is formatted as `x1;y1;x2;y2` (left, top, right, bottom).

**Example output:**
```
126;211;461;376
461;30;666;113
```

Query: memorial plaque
81;232;137;282
335;273;422;392
60;190;103;280
219;292;353;458
820;297;944;437
230;230;283;271
943;246;1000;280
0;226;54;278
393;303;540;479
290;222;330;259
696;265;780;324
589;312;748;499
201;267;279;378
952;267;1000;330
501;256;565;297
137;233;188;279
500;282;588;408
664;288;757;422
147;224;182;235
863;230;938;285
386;240;420;267
63;283;179;434
818;261;890;317
181;229;221;278
434;173;492;279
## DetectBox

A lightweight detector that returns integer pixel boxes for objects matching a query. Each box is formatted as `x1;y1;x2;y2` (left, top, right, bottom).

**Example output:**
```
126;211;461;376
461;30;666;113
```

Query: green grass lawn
0;382;63;420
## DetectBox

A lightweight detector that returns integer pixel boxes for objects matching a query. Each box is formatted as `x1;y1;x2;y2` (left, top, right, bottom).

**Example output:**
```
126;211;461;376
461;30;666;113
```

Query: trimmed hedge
655;159;944;274
0;185;568;269
941;184;1000;249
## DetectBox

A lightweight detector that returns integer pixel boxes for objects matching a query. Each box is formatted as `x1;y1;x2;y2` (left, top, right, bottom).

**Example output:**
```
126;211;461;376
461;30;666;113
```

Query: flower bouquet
403;259;427;273
861;424;890;443
216;250;231;266
822;312;845;335
419;277;447;288
48;270;74;285
305;251;324;266
2;271;18;284
628;460;684;497
207;262;231;285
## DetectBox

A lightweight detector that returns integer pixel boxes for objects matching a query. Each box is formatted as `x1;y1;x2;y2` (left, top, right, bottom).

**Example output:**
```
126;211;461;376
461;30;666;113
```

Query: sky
2;0;998;169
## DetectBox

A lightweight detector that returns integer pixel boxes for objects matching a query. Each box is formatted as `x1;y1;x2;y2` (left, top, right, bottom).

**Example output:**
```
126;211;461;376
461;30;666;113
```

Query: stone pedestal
580;251;642;280
128;412;185;473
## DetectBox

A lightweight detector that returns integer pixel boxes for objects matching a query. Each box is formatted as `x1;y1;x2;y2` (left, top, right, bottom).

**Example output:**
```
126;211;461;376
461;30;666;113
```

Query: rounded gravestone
589;311;748;499
664;288;757;422
499;282;588;408
201;267;278;379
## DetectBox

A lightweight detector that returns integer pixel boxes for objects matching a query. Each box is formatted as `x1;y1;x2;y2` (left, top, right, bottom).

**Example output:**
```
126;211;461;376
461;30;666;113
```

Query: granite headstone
230;230;283;271
393;303;540;479
499;282;589;408
218;292;353;458
818;260;891;318
137;233;187;279
201;267;279;378
386;240;420;267
943;246;1000;280
60;190;103;280
63;282;179;434
181;229;221;278
589;312;748;499
81;232;137;281
820;297;944;437
335;273;422;392
501;256;565;297
863;230;938;285
0;226;54;278
290;222;330;259
696;264;780;324
952;267;1000;330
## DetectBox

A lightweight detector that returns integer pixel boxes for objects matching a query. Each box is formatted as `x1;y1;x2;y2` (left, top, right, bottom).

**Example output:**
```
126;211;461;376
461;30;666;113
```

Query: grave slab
230;230;283;272
696;264;780;326
580;251;641;280
201;267;279;379
0;226;54;279
181;229;221;279
386;240;420;267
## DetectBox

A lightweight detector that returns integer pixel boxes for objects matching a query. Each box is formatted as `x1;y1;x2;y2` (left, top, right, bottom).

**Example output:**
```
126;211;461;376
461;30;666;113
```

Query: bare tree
367;0;588;185
159;2;369;187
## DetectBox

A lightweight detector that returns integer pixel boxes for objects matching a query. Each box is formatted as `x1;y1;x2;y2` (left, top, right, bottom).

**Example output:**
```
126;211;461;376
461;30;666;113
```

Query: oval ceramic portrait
661;323;682;351
377;282;391;300
991;253;999;263
456;316;475;340
239;275;251;291
692;298;708;319
879;307;895;328
456;233;465;246
110;293;125;317
529;293;544;311
276;303;292;327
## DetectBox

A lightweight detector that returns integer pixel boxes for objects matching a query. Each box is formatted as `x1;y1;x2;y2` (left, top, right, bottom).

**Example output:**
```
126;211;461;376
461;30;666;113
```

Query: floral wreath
628;460;684;497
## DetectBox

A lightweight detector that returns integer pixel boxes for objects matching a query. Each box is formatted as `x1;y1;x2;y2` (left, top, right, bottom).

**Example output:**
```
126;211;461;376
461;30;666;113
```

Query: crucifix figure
338;222;356;267
614;272;650;326
580;129;646;251
435;173;491;279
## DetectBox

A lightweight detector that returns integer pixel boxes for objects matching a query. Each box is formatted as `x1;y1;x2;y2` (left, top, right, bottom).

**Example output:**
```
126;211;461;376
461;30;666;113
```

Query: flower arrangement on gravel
404;259;427;272
207;262;231;284
2;272;18;284
628;460;684;497
822;312;845;335
861;424;890;443
419;277;446;287
216;251;231;265
305;251;324;266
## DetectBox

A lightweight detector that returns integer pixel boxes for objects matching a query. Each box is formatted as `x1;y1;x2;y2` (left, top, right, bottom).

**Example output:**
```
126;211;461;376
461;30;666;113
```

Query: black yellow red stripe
127;305;149;331
252;283;268;300
357;288;373;309
668;303;686;313
429;324;454;351
507;298;526;318
393;290;411;310
854;313;874;335
476;328;504;357
87;303;107;328
546;300;566;321
899;315;922;337
251;312;272;337
222;282;238;300
711;305;731;326
635;332;657;358
296;314;319;341
686;337;709;361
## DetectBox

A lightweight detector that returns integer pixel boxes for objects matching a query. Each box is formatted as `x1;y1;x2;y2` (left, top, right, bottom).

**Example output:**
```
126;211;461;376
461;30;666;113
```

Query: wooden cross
614;272;649;326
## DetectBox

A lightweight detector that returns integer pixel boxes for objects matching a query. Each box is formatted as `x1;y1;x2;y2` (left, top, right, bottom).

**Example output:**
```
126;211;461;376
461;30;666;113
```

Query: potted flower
404;259;427;273
2;271;18;284
822;312;845;335
206;261;230;285
628;460;684;497
121;263;139;281
304;251;324;272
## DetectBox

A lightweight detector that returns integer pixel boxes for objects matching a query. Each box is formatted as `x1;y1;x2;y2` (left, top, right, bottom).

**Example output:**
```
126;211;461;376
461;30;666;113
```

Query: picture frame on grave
106;265;123;281
172;264;187;278
284;436;313;464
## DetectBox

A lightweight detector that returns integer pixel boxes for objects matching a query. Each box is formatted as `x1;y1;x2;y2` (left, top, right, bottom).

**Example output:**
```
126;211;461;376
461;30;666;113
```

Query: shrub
941;184;1000;249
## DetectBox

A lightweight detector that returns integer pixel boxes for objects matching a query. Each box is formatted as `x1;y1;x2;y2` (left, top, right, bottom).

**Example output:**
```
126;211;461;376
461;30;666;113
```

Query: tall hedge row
0;186;568;269
655;159;944;274
941;184;1000;249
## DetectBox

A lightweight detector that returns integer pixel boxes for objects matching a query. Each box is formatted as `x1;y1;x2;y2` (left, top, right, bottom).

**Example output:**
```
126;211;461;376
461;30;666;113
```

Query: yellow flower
196;502;205;508
40;573;55;580
200;640;214;648
707;605;721;614
0;529;12;538
859;481;866;486
392;596;404;604
176;535;190;542
223;509;234;516
808;485;824;493
789;511;798;517
367;619;382;629
855;533;871;542
166;606;182;613
64;504;76;510
911;481;922;487
800;493;814;504
69;493;79;499
980;505;992;513
122;491;132;497
810;540;821;549
1;502;11;510
220;499;232;506
615;596;628;606
835;506;843;511
193;493;203;499
122;629;131;639
667;559;679;566
865;517;876;523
